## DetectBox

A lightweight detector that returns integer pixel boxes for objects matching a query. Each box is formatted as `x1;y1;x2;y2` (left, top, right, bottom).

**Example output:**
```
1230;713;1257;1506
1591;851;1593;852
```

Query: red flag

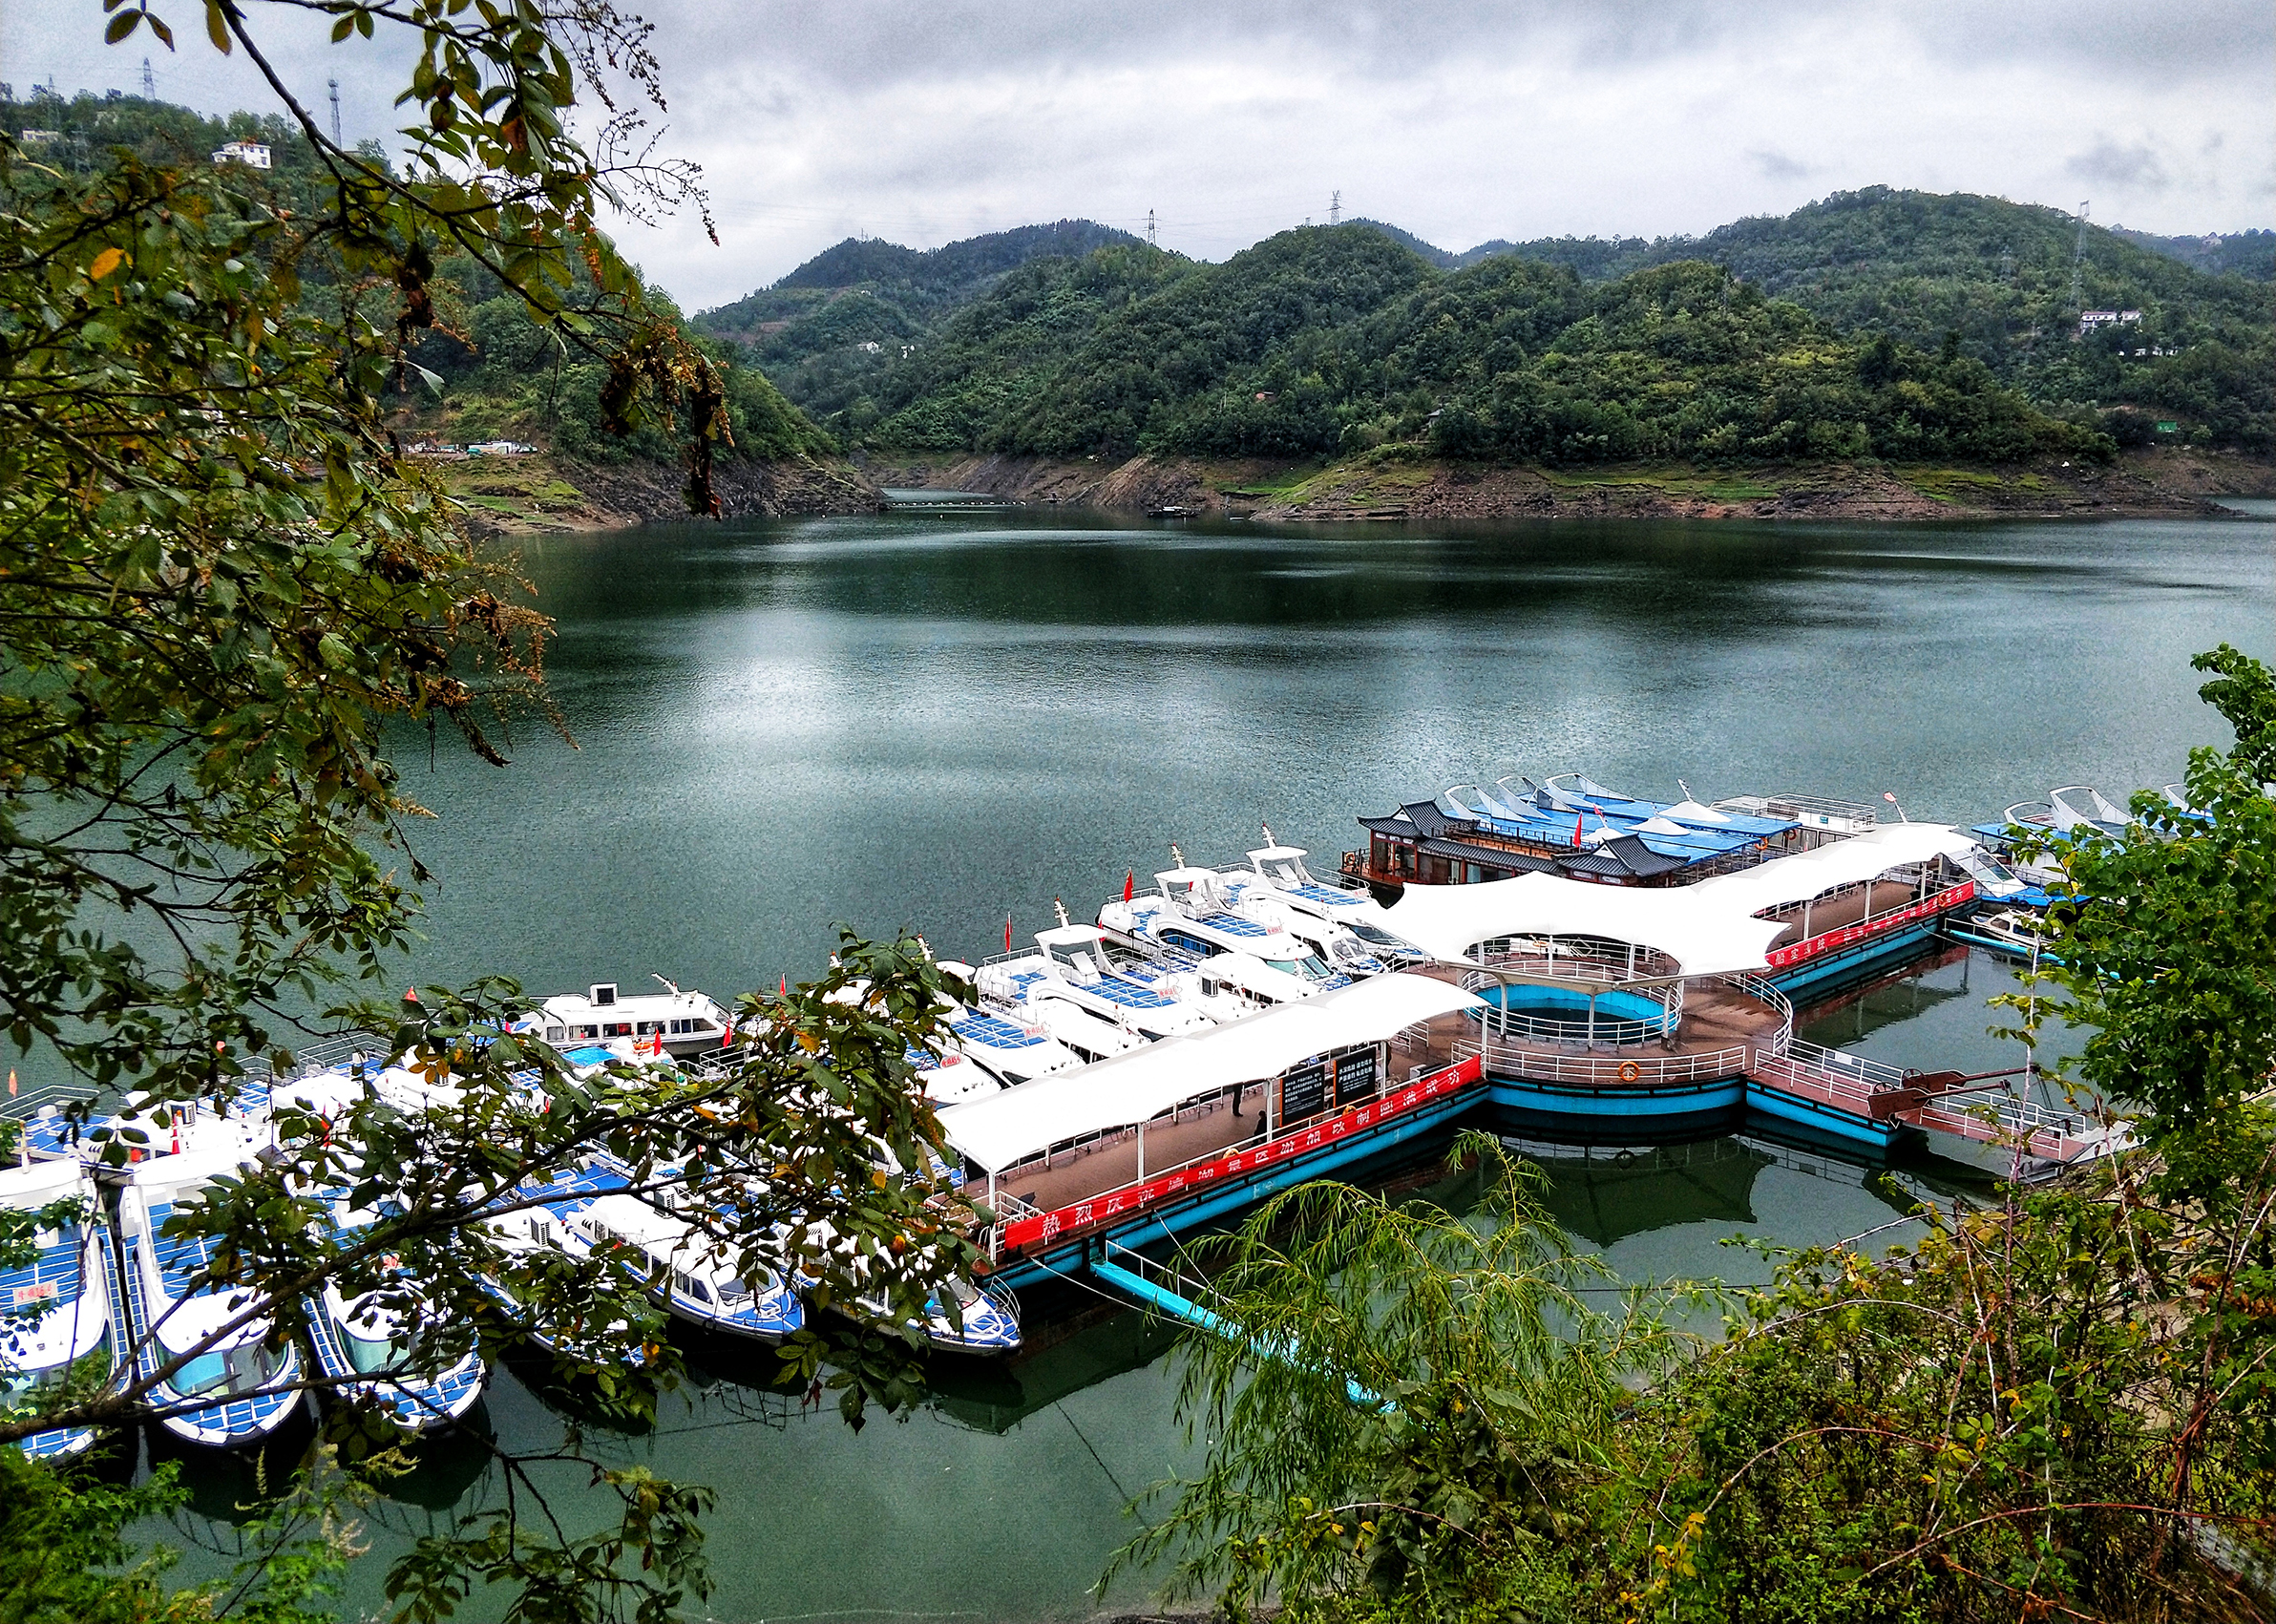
1123;869;1135;903
6;1070;14;1098
779;973;788;995
404;985;420;1003
1572;812;1584;844
1005;914;1013;952
722;1018;734;1049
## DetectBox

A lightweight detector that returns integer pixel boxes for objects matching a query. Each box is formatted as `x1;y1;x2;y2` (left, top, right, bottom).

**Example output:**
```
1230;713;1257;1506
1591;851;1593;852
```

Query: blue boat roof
562;1044;619;1066
948;1012;1046;1051
0;1237;84;1308
1195;912;1267;938
1089;975;1174;1010
1290;883;1364;908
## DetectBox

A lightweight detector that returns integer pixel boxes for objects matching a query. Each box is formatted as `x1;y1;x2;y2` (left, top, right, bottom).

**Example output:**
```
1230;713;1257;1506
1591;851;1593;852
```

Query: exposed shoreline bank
859;447;2275;523
424;452;884;537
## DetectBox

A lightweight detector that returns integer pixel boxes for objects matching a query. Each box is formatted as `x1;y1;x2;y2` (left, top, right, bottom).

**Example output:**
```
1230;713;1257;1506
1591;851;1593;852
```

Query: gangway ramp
1746;1043;2124;1167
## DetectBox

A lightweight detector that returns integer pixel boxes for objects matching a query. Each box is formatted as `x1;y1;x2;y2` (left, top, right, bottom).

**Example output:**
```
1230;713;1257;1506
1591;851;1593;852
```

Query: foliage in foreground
0;3;973;1619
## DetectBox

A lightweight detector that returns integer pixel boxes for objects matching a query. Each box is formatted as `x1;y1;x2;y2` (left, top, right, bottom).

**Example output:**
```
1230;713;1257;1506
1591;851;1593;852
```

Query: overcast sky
7;0;2270;312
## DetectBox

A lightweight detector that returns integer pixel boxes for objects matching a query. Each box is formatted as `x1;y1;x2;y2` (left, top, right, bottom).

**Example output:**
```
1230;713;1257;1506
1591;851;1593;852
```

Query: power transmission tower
140;57;156;98
2068;201;2090;310
1147;207;1156;247
327;76;342;144
1330;190;1340;226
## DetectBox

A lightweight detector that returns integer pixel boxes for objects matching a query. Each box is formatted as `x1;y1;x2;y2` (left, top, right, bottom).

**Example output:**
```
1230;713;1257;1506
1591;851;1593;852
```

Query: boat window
343;1325;399;1376
603;1022;632;1038
674;1272;712;1304
173;1351;230;1396
636;1021;662;1035
575;1024;600;1040
544;1026;567;1043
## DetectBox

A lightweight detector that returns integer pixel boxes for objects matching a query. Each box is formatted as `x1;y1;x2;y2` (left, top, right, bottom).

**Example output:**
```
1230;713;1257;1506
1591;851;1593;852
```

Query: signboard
996;1052;1484;1255
1335;1047;1379;1107
1281;1058;1328;1122
1766;881;1974;970
11;1281;56;1307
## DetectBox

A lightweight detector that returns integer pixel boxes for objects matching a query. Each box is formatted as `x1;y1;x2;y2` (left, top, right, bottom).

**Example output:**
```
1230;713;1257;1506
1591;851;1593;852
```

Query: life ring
1616;1060;1643;1084
1613;1148;1637;1166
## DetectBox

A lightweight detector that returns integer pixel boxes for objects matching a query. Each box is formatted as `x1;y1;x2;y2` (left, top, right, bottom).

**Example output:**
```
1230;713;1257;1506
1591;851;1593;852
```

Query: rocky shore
861;447;2273;524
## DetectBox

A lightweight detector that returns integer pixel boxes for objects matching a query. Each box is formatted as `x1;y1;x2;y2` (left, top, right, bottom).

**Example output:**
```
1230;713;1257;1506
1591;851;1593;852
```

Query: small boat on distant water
0;1158;119;1459
518;977;733;1060
1946;906;2062;963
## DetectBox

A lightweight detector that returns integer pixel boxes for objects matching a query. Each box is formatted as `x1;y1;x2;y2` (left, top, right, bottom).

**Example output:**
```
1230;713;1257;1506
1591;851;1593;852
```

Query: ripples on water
152;506;2268;1620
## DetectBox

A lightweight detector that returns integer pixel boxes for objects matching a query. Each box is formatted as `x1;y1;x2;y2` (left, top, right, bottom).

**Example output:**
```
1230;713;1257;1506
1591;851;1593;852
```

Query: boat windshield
343;1324;403;1376
173;1342;282;1397
1047;939;1106;979
1348;920;1419;956
173;1352;230;1396
941;1275;982;1309
1266;954;1335;983
1260;854;1310;887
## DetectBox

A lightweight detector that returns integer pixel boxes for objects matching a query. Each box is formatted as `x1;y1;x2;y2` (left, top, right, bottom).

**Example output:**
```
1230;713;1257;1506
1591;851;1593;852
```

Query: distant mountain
853;223;2109;469
691;221;1144;420
1347;219;1459;269
699;189;2271;458
2110;227;2274;283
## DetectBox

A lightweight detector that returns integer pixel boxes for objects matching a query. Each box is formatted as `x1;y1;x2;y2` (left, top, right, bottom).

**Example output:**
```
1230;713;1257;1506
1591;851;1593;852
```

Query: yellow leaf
90;247;129;281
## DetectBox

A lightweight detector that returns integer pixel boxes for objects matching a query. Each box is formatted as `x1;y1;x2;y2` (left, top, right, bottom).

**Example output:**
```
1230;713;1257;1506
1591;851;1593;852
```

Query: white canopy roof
1684;822;1976;917
1384;873;1789;976
1381;821;1980;975
938;973;1484;1172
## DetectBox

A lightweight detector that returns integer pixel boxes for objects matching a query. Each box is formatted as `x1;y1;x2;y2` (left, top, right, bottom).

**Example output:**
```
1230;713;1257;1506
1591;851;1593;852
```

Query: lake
149;501;2271;1621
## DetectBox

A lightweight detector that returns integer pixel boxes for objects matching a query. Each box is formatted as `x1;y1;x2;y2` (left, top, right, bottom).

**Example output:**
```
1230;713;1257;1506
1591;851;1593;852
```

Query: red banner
998;1052;1485;1254
1766;881;1975;969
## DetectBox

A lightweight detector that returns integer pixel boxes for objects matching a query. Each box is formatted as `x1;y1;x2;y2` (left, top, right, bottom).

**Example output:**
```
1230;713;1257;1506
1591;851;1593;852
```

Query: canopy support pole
1587;994;1597;1048
1137;1121;1147;1182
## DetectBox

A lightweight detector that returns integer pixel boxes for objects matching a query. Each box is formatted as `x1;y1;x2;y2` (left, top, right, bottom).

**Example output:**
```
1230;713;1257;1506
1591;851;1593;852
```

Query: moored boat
519;977;734;1060
0;1158;120;1459
116;1146;305;1448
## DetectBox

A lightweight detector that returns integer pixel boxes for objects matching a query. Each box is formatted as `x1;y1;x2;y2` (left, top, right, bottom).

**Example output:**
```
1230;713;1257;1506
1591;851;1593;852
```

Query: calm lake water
148;501;2271;1621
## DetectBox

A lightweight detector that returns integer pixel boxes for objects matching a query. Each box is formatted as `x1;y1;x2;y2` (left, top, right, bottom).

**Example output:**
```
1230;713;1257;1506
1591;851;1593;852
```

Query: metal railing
1782;1037;1907;1091
1461;1035;1754;1088
1472;941;1685;984
1459;970;1679;1049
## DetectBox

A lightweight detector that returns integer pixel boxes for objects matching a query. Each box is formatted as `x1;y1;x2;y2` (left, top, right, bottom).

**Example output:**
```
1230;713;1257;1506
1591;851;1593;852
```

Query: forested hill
1359;190;2271;445
820;222;2176;467
691;221;1142;416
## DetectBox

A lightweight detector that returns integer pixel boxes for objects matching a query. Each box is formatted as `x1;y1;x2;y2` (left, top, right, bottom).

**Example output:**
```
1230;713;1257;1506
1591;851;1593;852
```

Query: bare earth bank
859;447;2276;523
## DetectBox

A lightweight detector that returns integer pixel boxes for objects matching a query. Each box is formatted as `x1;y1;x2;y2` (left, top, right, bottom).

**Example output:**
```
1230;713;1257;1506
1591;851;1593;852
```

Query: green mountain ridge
716;189;2271;461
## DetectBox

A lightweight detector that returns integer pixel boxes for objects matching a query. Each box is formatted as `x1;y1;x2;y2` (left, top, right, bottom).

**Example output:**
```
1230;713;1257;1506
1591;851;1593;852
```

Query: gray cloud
4;0;2270;310
1749;149;1816;181
2067;138;2171;192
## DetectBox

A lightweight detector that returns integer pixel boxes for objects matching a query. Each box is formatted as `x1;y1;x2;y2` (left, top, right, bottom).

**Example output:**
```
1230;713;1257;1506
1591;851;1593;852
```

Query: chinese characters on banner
999;1052;1484;1253
1764;881;1973;970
